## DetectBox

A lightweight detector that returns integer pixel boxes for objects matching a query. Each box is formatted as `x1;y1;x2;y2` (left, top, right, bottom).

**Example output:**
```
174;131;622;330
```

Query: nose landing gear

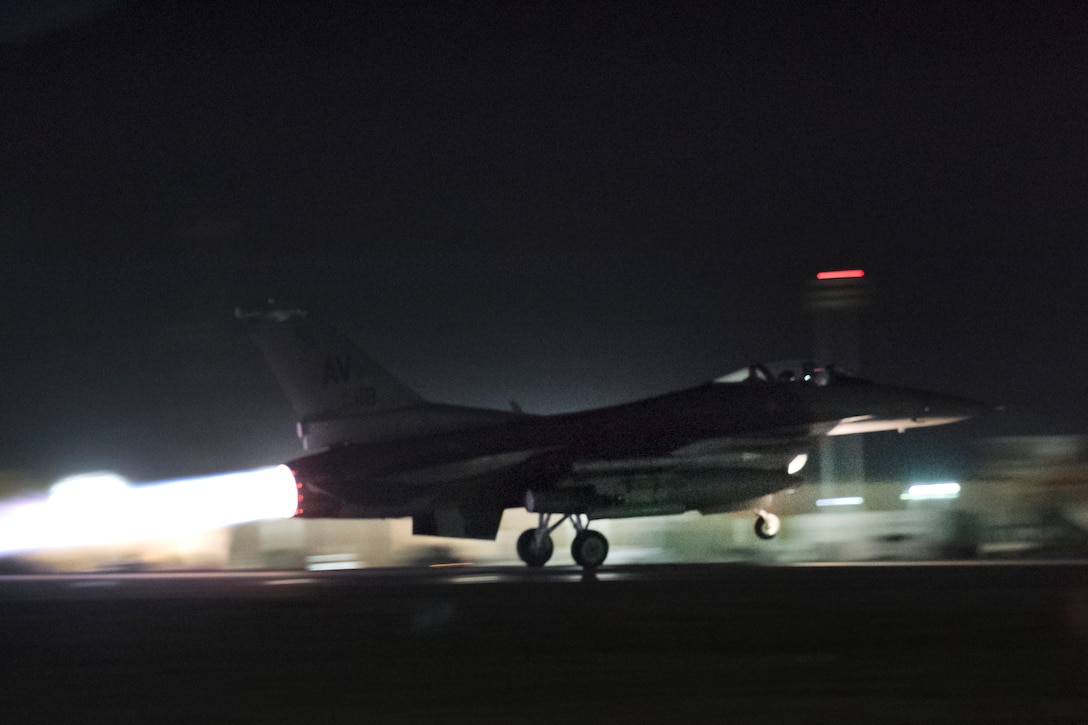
754;509;781;540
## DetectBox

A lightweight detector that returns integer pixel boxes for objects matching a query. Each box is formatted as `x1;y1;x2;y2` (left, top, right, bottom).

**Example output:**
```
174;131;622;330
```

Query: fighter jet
239;308;984;568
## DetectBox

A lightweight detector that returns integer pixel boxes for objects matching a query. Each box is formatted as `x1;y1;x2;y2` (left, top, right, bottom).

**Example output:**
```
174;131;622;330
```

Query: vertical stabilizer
238;308;423;423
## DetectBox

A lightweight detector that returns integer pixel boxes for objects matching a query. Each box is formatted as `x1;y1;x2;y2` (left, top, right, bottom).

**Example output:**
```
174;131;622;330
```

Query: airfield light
816;269;865;280
815;496;864;507
899;482;960;501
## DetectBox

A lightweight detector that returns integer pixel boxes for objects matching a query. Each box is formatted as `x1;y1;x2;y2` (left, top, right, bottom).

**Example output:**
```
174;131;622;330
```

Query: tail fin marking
242;309;422;423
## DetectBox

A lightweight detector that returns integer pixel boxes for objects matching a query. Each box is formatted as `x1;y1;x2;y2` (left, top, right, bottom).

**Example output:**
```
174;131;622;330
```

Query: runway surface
1;562;1087;723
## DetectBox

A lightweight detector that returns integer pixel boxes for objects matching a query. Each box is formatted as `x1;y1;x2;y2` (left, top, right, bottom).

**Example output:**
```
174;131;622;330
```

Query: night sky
1;1;1085;484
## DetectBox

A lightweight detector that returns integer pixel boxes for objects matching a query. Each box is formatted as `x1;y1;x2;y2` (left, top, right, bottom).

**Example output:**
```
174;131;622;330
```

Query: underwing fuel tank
525;468;797;519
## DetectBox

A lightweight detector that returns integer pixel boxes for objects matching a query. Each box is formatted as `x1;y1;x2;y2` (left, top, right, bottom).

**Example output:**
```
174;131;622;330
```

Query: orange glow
816;269;865;280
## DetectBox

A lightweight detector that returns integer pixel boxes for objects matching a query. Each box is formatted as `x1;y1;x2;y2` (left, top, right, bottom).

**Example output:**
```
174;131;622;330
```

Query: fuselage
289;374;984;514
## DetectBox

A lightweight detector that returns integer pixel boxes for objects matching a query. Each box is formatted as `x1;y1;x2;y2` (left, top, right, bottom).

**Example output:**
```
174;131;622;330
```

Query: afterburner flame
0;465;299;554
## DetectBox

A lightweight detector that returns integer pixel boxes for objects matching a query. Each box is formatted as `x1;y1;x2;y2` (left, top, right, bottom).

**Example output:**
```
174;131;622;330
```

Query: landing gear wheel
571;530;609;568
755;513;780;540
517;529;554;567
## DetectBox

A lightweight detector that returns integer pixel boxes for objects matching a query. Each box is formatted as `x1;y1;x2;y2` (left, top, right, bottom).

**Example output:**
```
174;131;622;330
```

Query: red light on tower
816;269;865;280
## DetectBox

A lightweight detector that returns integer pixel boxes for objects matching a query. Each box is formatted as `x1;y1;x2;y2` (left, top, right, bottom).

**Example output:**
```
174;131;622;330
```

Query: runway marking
450;574;504;584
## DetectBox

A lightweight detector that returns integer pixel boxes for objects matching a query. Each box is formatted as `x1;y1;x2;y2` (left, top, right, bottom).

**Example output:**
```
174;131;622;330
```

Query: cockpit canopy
714;360;863;386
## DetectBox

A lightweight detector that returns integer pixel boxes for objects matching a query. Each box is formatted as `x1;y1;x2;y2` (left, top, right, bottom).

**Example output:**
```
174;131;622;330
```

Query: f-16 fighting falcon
239;308;984;568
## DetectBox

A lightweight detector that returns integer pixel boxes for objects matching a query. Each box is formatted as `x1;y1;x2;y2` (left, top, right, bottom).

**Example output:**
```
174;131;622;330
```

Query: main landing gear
517;513;609;569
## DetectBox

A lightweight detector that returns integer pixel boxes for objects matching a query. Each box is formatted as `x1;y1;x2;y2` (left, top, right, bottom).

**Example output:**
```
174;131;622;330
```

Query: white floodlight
816;496;864;507
900;482;960;501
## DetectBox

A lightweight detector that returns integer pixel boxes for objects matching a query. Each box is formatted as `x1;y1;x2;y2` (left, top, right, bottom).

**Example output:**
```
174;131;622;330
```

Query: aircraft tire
571;530;609;568
517;529;553;567
755;513;781;540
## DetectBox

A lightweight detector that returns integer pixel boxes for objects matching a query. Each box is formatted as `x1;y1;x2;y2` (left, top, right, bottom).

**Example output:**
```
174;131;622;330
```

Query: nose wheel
517;513;609;568
754;510;780;540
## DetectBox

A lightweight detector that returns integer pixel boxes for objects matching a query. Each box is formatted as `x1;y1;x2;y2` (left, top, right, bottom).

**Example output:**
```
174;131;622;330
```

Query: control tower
807;270;871;494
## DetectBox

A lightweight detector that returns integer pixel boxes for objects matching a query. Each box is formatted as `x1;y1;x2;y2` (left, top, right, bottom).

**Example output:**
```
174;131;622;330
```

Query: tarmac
1;562;1086;723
